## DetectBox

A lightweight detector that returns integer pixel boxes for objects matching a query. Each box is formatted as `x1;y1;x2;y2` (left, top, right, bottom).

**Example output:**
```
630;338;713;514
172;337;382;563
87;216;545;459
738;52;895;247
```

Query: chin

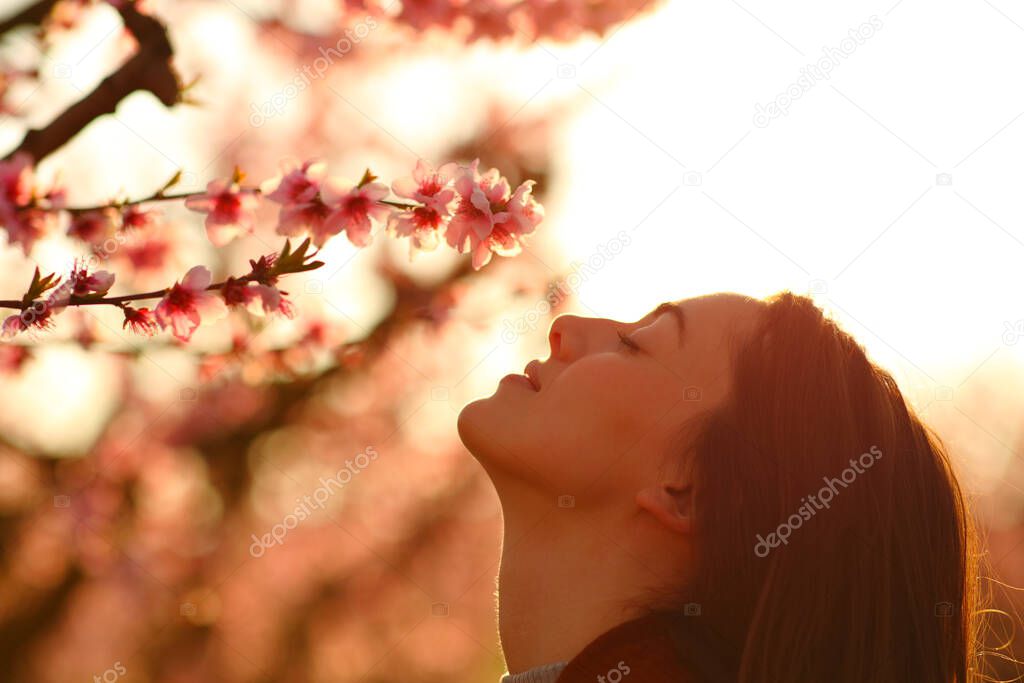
456;397;490;456
456;392;519;465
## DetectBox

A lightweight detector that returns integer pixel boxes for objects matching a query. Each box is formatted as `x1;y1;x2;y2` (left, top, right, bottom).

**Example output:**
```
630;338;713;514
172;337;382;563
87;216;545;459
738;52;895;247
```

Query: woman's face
458;293;765;506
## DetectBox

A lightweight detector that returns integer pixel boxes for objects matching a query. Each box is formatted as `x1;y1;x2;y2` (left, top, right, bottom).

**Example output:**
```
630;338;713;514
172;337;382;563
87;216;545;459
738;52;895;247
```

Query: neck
496;496;649;673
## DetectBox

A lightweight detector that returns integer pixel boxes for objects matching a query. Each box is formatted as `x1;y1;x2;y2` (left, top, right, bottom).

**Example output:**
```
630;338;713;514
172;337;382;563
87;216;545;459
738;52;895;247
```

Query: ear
635;483;693;535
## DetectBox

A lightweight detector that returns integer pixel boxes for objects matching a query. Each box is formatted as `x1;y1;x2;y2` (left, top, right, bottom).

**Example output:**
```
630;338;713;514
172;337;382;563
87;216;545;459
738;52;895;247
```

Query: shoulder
554;612;722;683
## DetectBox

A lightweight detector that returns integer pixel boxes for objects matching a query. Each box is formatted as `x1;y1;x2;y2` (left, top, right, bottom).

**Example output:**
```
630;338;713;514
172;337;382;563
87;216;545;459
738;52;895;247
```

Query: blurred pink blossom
262;158;328;205
276;199;334;246
184;179;261;246
120;204;159;232
222;278;296;318
67;208;118;245
155;266;228;341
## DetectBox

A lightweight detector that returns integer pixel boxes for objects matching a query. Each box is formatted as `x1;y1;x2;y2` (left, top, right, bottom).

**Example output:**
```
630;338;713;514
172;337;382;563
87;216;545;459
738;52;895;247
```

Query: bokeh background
1;0;1023;680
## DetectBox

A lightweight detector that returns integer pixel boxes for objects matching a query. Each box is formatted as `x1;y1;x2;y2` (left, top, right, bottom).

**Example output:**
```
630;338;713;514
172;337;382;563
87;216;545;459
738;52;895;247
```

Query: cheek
547;356;667;423
534;358;677;471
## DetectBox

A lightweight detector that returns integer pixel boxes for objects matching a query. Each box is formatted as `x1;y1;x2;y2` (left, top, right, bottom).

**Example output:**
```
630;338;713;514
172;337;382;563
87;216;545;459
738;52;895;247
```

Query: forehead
678;292;764;316
662;292;765;343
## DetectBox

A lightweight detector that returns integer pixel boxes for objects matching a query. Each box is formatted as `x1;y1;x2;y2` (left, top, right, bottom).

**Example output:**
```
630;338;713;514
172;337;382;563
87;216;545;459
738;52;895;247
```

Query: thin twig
66;189;255;215
0;274;258;311
62;189;418;215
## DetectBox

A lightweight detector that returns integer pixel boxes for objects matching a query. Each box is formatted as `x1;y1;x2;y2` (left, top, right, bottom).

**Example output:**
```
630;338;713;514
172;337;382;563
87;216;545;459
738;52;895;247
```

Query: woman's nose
548;315;586;361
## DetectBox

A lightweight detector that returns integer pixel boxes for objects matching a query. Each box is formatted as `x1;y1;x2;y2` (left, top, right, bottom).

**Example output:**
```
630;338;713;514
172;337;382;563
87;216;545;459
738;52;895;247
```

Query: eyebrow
648;301;686;347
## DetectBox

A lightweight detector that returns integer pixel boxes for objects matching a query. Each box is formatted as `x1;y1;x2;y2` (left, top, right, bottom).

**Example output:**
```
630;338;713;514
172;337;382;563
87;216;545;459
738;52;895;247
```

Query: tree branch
3;2;180;163
0;0;59;39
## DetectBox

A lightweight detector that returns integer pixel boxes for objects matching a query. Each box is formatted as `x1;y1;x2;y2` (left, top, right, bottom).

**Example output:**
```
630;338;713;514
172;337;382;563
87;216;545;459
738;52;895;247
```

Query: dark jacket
554;612;734;683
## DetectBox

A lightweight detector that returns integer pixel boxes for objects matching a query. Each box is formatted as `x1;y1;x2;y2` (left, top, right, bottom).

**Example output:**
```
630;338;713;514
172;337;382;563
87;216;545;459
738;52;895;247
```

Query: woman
457;291;983;682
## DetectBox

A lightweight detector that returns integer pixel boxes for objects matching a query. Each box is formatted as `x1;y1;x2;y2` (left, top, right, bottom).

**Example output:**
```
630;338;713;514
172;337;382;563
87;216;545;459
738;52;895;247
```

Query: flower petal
181;265;212;291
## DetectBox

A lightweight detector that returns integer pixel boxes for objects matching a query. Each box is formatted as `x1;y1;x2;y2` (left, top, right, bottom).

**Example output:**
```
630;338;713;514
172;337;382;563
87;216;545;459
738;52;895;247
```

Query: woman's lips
501;373;537;391
499;361;541;392
524;360;541;390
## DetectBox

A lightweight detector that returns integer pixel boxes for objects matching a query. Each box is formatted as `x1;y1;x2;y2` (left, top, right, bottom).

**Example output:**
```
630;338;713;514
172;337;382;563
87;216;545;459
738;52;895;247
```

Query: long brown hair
641;291;986;682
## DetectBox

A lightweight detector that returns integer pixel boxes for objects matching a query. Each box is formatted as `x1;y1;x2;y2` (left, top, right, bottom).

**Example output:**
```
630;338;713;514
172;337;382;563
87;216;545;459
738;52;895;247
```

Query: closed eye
617;330;642;353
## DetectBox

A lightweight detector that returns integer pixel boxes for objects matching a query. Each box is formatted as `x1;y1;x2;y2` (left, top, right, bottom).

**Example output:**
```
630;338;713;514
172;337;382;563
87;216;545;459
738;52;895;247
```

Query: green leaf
156;170;183;197
357;168;378;187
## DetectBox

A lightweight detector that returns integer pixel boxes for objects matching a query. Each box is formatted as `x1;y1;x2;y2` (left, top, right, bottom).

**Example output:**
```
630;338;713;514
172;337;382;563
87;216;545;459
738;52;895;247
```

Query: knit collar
503;612;734;682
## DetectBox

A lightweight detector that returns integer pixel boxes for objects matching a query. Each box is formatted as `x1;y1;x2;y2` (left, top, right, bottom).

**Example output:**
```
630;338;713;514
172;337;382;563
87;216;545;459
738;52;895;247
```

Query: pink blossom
441;165;543;269
184;179;260;246
387;159;459;257
245;253;278;286
1;304;53;340
1;314;26;339
391;159;458;214
396;0;457;31
0;153;34;209
388;206;445;255
0;156;63;254
321;179;392;247
455;179;544;269
67;208;117;245
270;290;294;319
300;317;345;348
122;306;158;336
505;179;544;235
46;262;115;312
119;235;171;275
464;3;516;41
445;160;511;249
42;184;66;210
473;217;528;269
155;266;228;342
221;279;295;318
263;159;336;245
0;154;65;254
68;263;115;297
275;199;333;246
106;206;164;271
261;159;327;205
121;205;159;232
3;207;58;255
0;344;31;375
445;160;524;268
